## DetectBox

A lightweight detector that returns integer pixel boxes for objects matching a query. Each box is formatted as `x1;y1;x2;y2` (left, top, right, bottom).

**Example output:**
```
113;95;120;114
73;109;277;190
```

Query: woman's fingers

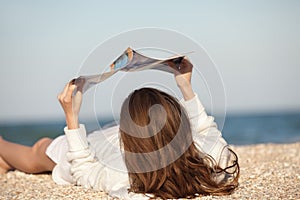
65;84;77;103
179;57;193;73
57;82;77;105
57;83;70;103
167;57;193;74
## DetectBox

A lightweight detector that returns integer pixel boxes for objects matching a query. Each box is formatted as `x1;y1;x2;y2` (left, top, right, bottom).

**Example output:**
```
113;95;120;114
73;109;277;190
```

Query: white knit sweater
49;94;229;199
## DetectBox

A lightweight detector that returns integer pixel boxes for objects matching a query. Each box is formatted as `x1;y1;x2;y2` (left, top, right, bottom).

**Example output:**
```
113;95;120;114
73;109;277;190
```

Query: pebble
249;175;255;179
0;142;300;200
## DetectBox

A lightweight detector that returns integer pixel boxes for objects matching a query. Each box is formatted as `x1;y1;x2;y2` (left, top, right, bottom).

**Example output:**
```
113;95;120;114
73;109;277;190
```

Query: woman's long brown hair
119;88;239;199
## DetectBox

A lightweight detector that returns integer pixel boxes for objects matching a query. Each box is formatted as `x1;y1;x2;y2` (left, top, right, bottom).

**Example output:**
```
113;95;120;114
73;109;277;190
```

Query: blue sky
0;0;299;122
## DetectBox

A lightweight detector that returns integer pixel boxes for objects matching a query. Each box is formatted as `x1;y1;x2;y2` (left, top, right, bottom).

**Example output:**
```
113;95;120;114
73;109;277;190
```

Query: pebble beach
0;142;299;200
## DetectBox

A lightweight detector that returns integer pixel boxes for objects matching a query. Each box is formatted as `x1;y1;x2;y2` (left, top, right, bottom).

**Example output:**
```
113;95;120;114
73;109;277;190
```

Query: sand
0;142;299;200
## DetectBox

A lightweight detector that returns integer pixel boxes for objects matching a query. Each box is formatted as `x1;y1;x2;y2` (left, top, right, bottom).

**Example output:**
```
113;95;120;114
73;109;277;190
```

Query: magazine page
75;47;184;93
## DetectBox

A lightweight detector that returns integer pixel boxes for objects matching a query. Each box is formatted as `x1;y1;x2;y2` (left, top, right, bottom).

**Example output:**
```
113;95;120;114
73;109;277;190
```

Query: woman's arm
57;81;146;199
168;57;195;101
57;81;82;129
169;58;229;164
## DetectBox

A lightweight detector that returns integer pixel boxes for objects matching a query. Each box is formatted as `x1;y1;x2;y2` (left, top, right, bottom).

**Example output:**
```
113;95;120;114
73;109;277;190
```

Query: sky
0;0;300;123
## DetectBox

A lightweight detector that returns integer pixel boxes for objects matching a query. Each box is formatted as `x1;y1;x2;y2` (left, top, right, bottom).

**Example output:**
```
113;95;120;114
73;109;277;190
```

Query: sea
1;112;300;146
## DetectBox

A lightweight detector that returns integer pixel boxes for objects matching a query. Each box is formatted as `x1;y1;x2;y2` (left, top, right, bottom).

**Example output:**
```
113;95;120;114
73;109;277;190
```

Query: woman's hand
57;80;82;129
168;57;195;101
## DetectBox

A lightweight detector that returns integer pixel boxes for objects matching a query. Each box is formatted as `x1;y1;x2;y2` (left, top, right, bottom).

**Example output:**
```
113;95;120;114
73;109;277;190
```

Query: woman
0;58;239;199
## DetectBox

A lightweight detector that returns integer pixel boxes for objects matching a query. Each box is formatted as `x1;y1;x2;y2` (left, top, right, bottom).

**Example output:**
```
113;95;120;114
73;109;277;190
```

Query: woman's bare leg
0;136;56;174
0;155;12;174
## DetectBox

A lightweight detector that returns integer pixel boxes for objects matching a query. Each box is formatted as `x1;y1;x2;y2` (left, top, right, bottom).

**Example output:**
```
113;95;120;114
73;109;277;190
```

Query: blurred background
0;0;300;145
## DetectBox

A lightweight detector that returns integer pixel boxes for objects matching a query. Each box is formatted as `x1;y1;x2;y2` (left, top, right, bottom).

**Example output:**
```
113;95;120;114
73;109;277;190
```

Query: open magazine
74;47;185;93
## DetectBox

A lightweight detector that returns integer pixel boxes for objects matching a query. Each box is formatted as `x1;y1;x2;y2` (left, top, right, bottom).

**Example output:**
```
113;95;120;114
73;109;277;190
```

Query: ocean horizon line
1;111;300;146
1;110;300;126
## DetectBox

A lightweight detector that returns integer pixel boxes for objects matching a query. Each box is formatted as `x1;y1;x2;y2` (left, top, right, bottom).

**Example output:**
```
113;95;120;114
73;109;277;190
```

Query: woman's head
119;88;239;199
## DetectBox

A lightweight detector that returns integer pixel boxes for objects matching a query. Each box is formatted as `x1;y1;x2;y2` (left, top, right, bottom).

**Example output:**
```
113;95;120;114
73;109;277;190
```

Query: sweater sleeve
180;94;229;166
64;125;148;200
